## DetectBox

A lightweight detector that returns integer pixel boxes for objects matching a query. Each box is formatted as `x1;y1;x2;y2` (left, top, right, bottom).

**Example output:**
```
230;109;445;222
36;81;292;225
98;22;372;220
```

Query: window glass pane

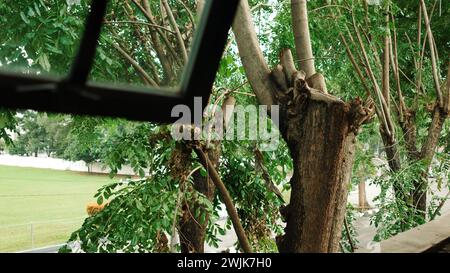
0;0;89;77
89;0;204;89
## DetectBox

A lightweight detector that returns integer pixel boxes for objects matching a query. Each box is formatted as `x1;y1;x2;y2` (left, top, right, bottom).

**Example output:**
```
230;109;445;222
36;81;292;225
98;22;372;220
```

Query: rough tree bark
233;0;374;252
273;69;372;252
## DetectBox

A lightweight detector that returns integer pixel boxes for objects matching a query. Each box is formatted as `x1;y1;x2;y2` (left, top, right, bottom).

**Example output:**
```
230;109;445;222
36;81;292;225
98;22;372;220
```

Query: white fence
0;217;85;253
0;154;139;176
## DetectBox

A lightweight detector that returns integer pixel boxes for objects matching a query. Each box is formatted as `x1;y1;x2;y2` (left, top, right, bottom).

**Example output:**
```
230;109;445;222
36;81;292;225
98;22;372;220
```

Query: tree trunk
178;96;236;253
233;0;373;252
414;106;447;215
179;148;218;253
358;180;370;211
379;128;406;207
276;84;365;252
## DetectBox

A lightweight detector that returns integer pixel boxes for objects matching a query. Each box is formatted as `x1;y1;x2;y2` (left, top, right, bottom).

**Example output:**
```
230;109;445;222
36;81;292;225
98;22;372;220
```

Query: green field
0;165;116;252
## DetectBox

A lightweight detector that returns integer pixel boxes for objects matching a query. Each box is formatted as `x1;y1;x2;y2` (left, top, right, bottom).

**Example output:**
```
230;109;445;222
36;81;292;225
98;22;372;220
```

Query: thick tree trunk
276;85;364;252
271;53;373;252
233;0;373;252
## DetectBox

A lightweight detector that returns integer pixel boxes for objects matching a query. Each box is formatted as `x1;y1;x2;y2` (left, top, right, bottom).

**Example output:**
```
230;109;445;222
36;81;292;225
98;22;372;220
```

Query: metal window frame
0;0;239;124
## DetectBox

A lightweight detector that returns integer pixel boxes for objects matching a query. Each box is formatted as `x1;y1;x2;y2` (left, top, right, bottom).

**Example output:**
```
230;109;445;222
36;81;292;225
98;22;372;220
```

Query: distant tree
8;111;47;157
0;109;16;146
62;116;110;173
6;111;72;157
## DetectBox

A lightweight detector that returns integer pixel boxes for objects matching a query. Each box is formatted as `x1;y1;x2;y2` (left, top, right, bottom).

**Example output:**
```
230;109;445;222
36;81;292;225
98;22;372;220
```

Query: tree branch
382;11;390;107
254;147;285;203
103;20;176;34
162;0;188;63
131;0;181;66
430;191;450;221
344;216;355;253
111;42;158;86
134;0;176;83
420;0;443;107
194;147;253;253
176;0;196;31
232;0;276;106
291;0;316;77
352;17;394;139
339;33;371;96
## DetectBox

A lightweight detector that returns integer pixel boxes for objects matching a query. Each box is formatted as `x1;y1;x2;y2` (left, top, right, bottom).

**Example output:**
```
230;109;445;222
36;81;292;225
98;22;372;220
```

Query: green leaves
65;176;179;253
138;168;145;178
20;12;30;24
37;53;51;71
34;2;41;17
199;167;207;177
370;159;431;241
135;199;144;212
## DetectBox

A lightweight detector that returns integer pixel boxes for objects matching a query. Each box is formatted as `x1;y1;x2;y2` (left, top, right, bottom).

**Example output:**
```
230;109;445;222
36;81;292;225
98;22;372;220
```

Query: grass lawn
0;165;117;252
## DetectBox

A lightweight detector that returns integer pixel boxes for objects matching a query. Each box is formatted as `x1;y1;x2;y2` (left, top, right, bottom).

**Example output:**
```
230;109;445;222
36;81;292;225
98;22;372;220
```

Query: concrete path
18;244;64;253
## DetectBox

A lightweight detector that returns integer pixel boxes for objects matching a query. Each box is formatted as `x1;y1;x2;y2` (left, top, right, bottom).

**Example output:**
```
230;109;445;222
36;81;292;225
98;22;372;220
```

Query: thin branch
352;14;393;138
420;0;443;107
339;33;371;96
194;147;253;253
103;20;176;34
390;16;407;122
382;10;390;107
344;216;355;253
398;68;420;90
404;33;418;71
162;0;188;63
310;4;351;13
131;0;182;66
111;42;158;86
254;147;285;203
130;0;175;82
430;191;450;220
360;26;382;73
176;0;196;30
445;62;450;113
417;0;439;97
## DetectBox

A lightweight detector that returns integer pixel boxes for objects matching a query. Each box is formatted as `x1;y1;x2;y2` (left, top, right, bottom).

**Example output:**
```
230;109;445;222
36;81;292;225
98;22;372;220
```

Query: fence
0;154;144;176
0;217;85;253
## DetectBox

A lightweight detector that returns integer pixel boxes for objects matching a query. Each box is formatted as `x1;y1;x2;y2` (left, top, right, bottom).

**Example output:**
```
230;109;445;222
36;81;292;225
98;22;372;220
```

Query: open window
0;0;239;123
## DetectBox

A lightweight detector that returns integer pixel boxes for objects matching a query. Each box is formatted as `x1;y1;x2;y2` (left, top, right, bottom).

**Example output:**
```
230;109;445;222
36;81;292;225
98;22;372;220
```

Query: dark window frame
0;0;239;124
